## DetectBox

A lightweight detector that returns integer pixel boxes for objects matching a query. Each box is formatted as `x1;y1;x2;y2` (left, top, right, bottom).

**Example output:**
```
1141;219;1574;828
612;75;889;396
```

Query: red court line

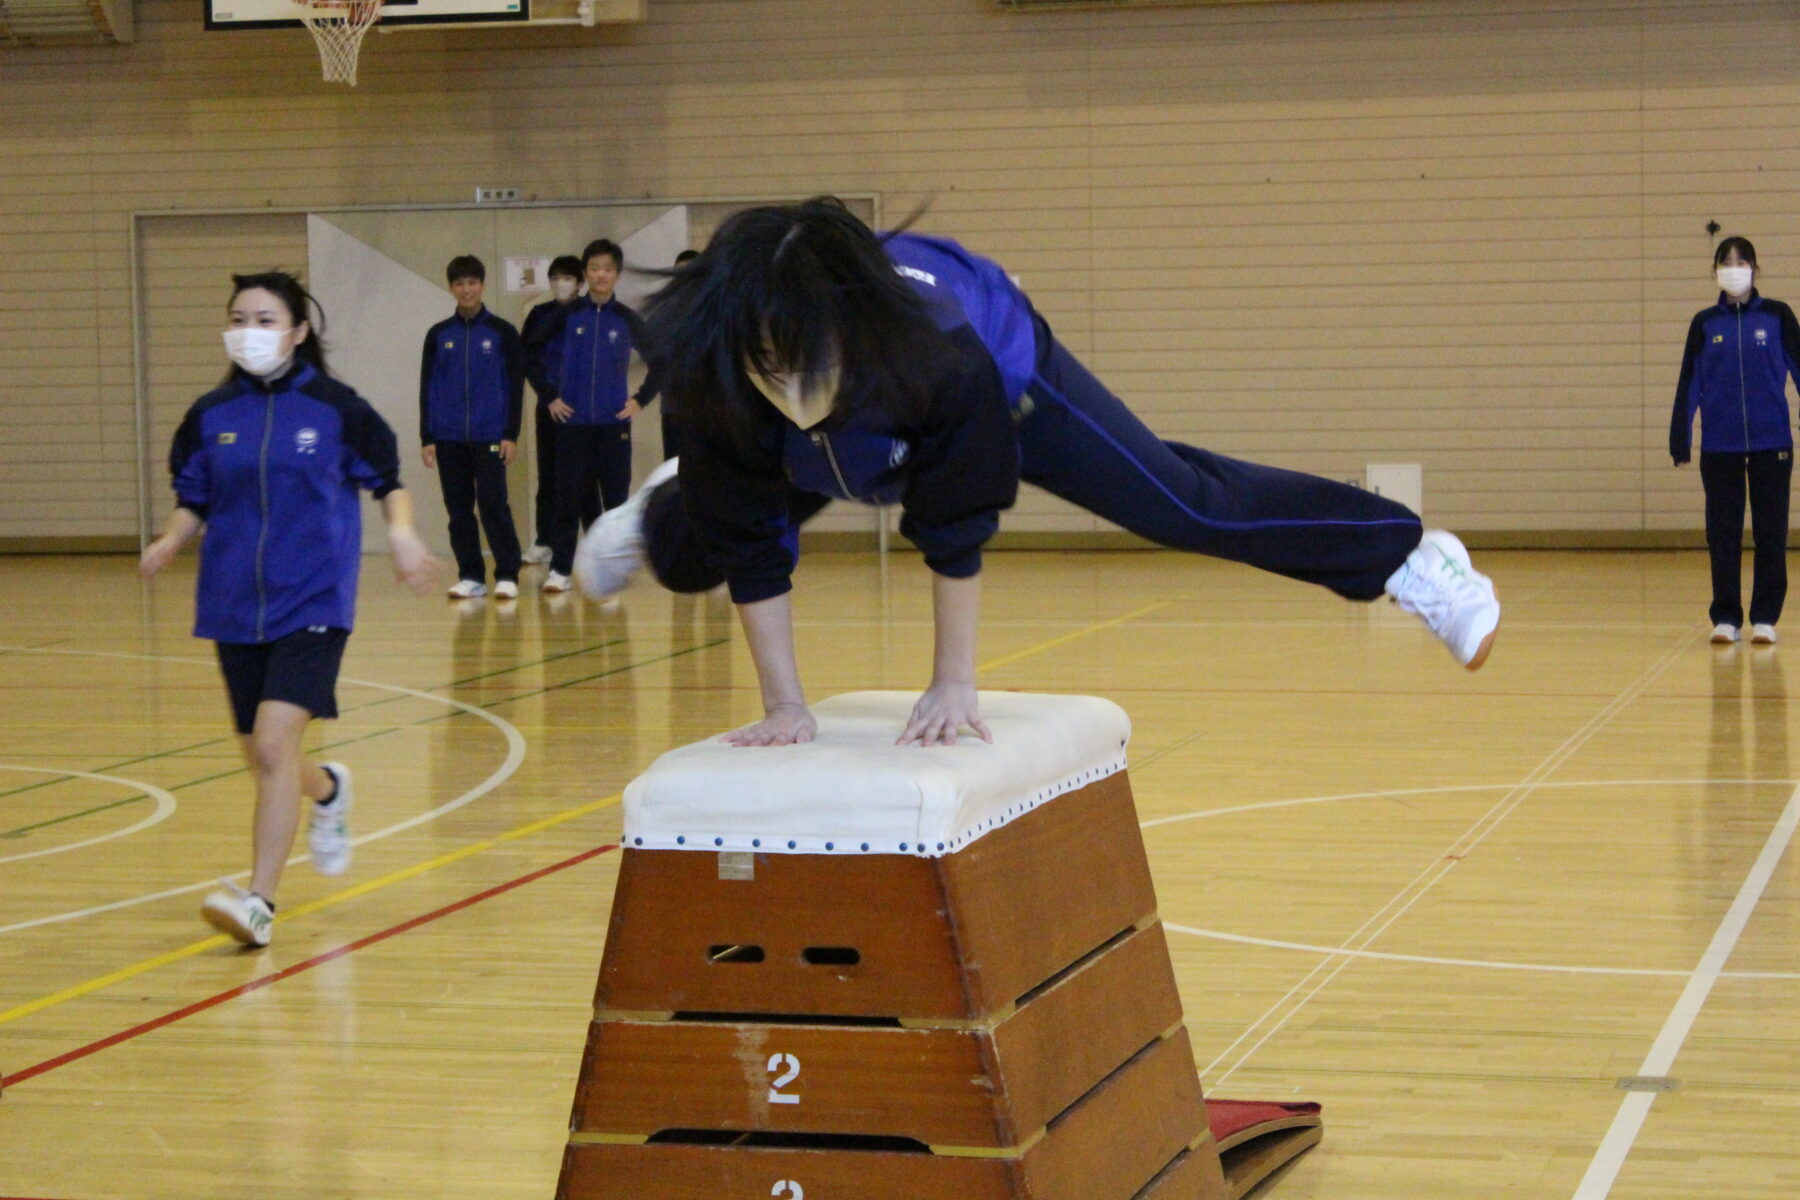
0;842;618;1091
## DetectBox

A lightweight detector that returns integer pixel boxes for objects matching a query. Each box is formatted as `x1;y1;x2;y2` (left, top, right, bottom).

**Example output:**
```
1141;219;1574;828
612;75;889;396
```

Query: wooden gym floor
0;548;1795;1200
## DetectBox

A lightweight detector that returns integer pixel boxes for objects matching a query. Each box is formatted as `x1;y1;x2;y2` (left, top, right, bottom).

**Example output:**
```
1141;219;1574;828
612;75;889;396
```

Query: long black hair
643;196;951;430
223;270;330;382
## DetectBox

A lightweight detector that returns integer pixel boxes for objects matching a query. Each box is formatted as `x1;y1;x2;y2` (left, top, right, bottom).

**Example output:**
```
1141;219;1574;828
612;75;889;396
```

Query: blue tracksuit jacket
885;232;1038;405
680;232;1030;604
1671;291;1800;460
418;307;525;445
522;297;576;408
169;364;402;644
763;231;1037;507
548;295;657;426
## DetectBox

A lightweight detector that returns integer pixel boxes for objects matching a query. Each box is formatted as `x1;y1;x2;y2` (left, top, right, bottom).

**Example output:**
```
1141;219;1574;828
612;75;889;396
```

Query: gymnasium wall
1;0;1796;548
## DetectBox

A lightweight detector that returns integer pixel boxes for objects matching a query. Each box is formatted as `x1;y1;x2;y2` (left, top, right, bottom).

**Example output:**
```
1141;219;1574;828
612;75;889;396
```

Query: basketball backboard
204;0;526;31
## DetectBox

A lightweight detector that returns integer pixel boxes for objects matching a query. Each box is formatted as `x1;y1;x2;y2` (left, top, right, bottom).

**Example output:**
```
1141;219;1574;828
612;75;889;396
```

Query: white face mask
553;278;579;301
745;357;842;430
223;327;295;378
1718;265;1755;297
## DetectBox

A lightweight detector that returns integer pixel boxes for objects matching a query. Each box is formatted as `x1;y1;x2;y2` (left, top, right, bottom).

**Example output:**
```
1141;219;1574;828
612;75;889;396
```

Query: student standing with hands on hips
419;254;527;599
1671;235;1800;646
537;238;662;593
141;271;439;947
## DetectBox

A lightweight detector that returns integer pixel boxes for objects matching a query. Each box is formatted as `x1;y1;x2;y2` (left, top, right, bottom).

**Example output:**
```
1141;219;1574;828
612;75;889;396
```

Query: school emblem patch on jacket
295;428;320;454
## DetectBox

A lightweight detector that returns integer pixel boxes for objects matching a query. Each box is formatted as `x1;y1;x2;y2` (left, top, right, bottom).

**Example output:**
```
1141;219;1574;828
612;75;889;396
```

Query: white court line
0;766;179;865
0;645;526;935
1198;628;1700;1089
1152;779;1800;979
1161;923;1800;981
1140;776;1800;829
1505;570;1576;606
1570;783;1800;1200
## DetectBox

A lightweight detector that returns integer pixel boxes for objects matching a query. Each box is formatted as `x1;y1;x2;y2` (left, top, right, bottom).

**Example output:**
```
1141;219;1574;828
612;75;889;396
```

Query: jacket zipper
1737;305;1750;453
812;431;854;499
254;392;274;642
588;304;601;424
463;316;473;442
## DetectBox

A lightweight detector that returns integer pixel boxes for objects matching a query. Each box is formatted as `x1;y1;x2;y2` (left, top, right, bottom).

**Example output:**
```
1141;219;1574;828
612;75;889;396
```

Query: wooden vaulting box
555;692;1320;1200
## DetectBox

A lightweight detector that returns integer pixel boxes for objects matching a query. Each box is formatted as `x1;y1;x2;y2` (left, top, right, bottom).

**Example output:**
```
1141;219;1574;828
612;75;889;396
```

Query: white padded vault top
622;691;1131;857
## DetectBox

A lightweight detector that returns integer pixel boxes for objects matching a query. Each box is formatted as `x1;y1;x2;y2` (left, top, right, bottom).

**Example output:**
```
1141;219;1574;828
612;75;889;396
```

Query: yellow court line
0;792;622;1028
976;600;1177;675
3;596;1174;1028
0;933;237;1026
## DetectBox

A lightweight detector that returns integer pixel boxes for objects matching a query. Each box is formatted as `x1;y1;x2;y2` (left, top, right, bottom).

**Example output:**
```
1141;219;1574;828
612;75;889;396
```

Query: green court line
0;636;729;838
474;637;731;710
437;634;633;688
0;794;149;839
0;636;630;807
1129;729;1210;773
0;637;72;659
0;735;228;806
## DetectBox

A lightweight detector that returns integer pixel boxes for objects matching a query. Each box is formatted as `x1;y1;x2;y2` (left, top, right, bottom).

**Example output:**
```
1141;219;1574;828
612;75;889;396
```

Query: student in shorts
141;270;438;946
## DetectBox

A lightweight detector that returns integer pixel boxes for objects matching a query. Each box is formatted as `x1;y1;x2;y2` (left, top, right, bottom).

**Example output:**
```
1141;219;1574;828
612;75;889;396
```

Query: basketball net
298;0;382;86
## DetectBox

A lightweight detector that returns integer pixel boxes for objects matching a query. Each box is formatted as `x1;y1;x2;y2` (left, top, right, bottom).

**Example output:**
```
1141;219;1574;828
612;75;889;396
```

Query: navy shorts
215;626;349;735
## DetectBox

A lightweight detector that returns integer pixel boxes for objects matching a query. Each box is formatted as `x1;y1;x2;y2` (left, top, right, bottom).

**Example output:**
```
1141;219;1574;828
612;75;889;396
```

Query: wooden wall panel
1;0;1797;541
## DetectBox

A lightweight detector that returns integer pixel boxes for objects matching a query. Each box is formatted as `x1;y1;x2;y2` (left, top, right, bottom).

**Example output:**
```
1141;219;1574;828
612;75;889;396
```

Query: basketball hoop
297;0;381;86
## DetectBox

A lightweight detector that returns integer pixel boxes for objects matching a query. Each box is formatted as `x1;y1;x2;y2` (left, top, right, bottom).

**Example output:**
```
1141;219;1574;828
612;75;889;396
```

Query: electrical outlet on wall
475;187;521;203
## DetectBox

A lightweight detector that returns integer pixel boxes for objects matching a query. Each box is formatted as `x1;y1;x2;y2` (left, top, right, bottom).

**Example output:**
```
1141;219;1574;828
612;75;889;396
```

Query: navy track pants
1700;448;1792;628
643;323;1423;601
435;439;522;585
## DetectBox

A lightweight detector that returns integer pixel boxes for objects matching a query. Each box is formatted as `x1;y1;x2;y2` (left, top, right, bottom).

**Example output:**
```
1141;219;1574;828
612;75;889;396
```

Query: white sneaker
575;457;680;599
201;882;274;947
447;579;487;599
1751;624;1777;644
1385;529;1501;671
1712;623;1741;644
521;544;553;566
308;762;352;876
542;571;572;593
494;579;519;600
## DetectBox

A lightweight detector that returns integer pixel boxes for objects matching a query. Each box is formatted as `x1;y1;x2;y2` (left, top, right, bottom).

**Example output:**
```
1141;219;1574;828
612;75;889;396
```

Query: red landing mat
1205;1099;1324;1199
